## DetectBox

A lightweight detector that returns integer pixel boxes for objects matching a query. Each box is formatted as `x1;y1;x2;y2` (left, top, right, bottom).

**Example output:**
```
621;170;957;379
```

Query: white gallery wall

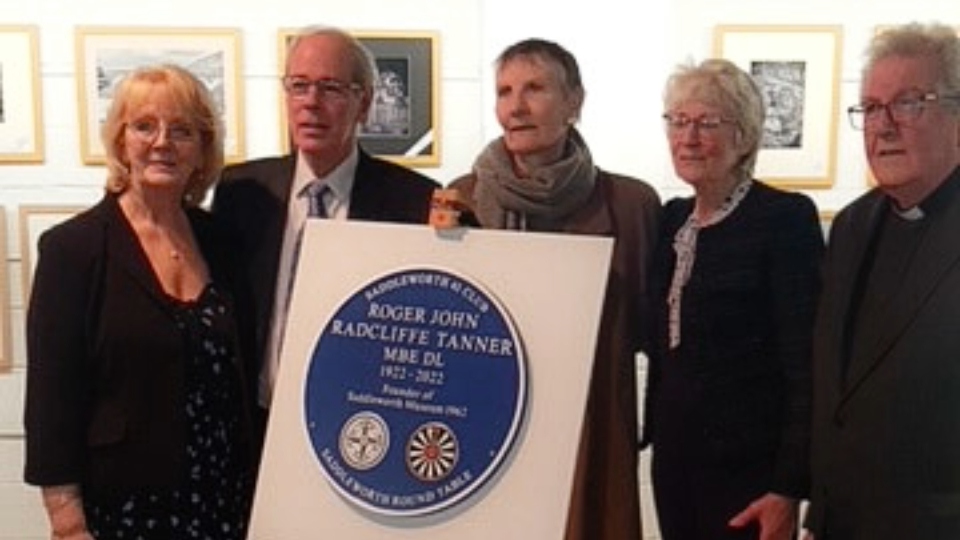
0;0;955;538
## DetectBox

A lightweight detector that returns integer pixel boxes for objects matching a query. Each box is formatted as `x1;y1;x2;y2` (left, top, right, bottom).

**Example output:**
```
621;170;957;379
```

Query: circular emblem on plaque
339;412;389;471
304;268;527;517
407;422;458;482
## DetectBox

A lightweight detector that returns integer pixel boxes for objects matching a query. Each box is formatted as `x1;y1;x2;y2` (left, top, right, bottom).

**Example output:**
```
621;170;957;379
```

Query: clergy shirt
259;147;359;407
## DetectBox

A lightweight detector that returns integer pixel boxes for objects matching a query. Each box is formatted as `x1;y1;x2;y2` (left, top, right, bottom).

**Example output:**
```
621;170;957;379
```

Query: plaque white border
249;221;612;539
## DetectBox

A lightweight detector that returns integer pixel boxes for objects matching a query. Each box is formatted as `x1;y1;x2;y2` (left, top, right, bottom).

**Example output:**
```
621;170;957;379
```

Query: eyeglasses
126;118;198;144
847;91;960;130
662;113;737;135
282;77;362;102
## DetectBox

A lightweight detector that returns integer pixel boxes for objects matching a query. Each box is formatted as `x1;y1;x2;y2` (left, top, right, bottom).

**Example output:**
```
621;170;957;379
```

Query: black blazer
23;194;251;495
643;181;823;497
213;149;439;380
808;167;960;539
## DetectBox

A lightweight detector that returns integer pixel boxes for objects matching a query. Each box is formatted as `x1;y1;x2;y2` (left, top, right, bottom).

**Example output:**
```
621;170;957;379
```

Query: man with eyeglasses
212;25;438;455
806;22;960;540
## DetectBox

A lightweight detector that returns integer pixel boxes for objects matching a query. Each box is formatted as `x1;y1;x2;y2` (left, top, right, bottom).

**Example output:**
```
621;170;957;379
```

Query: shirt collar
293;146;359;203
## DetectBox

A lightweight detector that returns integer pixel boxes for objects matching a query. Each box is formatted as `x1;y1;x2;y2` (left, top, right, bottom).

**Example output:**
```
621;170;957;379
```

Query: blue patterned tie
276;183;328;364
303;182;329;218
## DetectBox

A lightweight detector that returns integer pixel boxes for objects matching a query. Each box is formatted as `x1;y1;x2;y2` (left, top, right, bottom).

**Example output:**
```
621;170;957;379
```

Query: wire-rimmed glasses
282;77;362;102
662;113;738;136
125;117;199;145
847;91;959;130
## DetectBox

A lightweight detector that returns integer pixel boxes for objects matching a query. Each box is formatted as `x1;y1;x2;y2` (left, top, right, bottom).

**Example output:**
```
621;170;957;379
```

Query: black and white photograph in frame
751;60;806;150
0;25;43;163
714;25;842;189
75;26;244;165
356;32;440;168
276;29;440;168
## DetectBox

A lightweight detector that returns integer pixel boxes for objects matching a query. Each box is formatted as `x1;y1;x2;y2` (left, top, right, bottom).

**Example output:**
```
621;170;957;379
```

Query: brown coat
451;169;661;540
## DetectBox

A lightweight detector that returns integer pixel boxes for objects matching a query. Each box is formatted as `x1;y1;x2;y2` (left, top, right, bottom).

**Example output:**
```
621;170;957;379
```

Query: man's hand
728;492;798;540
429;189;478;229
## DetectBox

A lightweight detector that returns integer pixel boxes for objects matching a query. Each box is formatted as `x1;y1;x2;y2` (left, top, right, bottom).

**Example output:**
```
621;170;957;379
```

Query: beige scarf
472;129;596;231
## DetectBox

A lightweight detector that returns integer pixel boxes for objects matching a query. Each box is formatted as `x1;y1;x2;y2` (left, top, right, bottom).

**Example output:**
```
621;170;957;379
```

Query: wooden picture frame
18;205;86;300
715;25;843;189
278;29;440;168
75;26;245;165
0;25;44;163
0;208;11;371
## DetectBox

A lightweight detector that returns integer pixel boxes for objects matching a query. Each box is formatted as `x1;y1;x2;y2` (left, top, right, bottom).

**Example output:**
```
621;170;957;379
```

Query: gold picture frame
18;205;86;301
75;26;245;165
715;25;843;189
277;29;441;168
0;25;44;163
0;207;11;371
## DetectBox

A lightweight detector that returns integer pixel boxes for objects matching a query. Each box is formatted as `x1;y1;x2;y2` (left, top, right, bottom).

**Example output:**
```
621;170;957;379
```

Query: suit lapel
101;196;171;307
249;156;296;314
840;178;960;403
268;155;297;207
348;150;384;220
820;194;884;400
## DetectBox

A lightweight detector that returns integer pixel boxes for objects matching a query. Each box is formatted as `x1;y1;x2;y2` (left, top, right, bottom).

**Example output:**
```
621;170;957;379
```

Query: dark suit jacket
213;149;438;401
451;170;661;540
643;182;823;497
23;194;251;496
808;167;960;539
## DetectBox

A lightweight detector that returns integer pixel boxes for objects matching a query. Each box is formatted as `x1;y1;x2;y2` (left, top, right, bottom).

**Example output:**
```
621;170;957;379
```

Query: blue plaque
304;268;527;517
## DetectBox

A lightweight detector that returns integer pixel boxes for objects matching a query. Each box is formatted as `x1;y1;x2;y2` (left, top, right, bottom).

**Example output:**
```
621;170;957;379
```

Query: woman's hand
43;485;95;540
728;492;798;540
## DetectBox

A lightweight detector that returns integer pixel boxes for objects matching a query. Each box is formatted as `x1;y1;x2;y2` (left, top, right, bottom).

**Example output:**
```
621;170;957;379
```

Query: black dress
85;284;253;540
645;183;823;539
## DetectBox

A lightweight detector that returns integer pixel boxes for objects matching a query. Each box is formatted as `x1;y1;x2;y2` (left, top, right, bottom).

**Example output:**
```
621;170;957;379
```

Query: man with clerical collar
806;22;960;540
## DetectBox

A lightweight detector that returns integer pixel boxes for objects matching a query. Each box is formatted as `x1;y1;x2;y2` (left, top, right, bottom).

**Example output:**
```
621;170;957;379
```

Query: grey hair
496;38;585;122
663;58;765;178
864;22;960;114
285;25;377;94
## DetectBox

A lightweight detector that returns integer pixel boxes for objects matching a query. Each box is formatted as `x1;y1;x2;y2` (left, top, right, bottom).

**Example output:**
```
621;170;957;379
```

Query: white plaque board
248;221;613;539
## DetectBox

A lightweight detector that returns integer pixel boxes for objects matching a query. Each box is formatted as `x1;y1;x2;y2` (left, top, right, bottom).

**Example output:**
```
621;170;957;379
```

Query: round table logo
304;268;527;517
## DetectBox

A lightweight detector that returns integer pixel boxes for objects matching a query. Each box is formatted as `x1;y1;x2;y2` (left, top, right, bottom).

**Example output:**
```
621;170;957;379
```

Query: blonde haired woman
25;65;255;539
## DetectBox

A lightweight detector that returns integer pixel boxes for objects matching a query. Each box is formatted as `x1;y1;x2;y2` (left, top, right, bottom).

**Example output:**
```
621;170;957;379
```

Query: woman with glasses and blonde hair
24;65;255;539
641;58;823;540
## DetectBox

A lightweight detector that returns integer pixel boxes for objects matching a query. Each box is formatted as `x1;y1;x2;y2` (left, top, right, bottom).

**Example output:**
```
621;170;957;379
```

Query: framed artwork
0;25;44;163
0;207;10;371
75;26;245;165
18;205;86;300
276;29;294;154
278;29;440;167
714;25;843;189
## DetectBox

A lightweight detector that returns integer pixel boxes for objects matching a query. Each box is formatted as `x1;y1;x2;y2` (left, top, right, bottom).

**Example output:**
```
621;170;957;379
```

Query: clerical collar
889;165;960;222
893;205;924;221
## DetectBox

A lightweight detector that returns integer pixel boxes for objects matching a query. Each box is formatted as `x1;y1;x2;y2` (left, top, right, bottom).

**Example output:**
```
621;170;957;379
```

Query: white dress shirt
259;147;358;407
